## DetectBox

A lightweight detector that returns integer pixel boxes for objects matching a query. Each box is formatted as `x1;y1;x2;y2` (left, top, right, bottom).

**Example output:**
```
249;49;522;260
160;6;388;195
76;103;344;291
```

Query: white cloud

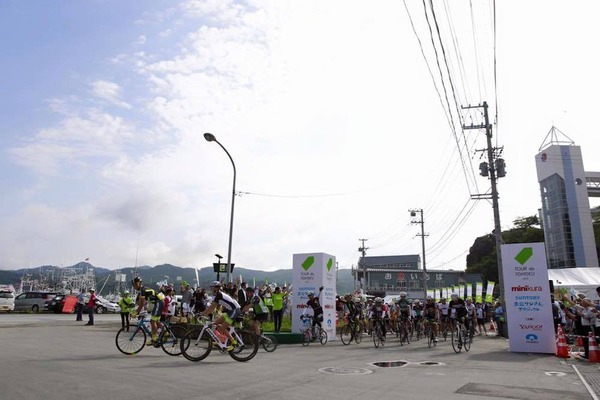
91;80;131;109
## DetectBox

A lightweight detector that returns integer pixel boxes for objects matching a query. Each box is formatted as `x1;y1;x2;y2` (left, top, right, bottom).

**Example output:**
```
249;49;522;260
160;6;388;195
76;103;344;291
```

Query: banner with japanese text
485;282;495;303
292;253;337;340
501;243;555;354
476;282;483;303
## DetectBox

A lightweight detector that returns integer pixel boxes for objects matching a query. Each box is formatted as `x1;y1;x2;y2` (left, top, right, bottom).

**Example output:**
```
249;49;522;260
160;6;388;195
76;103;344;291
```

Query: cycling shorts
222;308;241;325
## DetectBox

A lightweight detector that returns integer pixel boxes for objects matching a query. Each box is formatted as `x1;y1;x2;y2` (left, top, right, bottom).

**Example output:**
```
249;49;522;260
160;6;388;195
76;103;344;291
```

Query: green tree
465;215;544;283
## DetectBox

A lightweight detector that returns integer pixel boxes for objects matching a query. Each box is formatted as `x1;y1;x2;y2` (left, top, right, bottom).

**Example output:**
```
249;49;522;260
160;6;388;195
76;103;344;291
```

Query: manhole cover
318;367;373;375
418;361;445;366
371;361;409;368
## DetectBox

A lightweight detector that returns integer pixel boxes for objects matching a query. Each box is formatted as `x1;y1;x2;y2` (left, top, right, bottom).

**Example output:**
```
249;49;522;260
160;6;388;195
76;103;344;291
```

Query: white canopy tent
548;268;600;300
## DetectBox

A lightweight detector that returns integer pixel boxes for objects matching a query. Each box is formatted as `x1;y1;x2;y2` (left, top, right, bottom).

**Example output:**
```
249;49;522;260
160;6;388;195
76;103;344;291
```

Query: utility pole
358;239;369;291
463;101;507;333
410;209;428;300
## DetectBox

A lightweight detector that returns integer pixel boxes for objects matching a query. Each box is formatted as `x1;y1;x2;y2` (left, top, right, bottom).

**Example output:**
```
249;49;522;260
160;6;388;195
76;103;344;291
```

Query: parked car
14;292;57;313
46;294;77;313
0;285;15;312
83;295;120;314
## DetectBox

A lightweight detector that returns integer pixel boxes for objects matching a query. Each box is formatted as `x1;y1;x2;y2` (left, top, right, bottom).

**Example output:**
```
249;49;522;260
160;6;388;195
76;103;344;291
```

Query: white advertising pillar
501;243;555;354
292;253;337;340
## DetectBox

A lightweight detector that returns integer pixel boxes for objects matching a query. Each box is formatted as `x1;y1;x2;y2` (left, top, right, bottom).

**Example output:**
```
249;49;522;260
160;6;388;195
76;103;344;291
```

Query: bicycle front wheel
181;328;212;362
373;325;380;348
116;325;146;355
463;328;471;352
262;334;278;352
229;328;259;362
318;328;328;345
427;328;433;348
354;321;363;344
160;324;187;356
301;329;311;346
451;326;462;353
340;325;353;345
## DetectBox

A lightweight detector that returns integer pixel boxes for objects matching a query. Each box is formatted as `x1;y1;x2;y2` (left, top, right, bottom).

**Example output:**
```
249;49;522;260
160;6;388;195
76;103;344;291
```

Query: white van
0;285;16;312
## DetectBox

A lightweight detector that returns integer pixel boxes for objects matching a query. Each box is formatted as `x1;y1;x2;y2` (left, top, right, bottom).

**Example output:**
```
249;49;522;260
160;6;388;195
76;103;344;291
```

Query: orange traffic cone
588;332;600;363
556;325;569;358
577;335;584;347
489;322;495;332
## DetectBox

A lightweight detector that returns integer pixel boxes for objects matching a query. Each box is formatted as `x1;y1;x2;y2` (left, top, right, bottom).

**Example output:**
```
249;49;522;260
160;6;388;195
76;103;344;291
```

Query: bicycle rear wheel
229;328;259;362
427;327;433;348
262;334;278;352
161;324;187;356
116;325;146;355
373;325;380;348
340;325;352;345
181;328;212;362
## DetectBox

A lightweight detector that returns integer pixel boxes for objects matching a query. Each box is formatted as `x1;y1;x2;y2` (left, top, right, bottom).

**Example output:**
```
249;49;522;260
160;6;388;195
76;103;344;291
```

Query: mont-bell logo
301;256;315;271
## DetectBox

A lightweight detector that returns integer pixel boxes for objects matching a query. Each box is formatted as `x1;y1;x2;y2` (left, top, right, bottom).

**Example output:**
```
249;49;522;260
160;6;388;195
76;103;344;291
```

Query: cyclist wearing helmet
131;276;165;345
118;290;135;329
423;296;439;342
396;292;412;321
303;286;324;334
449;293;466;331
369;297;389;336
202;281;241;349
242;286;269;337
464;298;476;337
437;297;450;334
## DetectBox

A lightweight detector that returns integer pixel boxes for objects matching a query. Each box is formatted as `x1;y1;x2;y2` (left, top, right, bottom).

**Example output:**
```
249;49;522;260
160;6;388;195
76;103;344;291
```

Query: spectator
269;286;288;333
193;288;207;313
493;301;504;337
86;288;96;326
181;282;192;316
577;298;596;359
76;291;85;321
118;290;135;330
237;282;249;309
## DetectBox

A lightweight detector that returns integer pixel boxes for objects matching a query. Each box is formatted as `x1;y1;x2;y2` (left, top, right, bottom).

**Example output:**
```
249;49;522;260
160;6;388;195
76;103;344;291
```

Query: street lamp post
215;253;223;281
204;132;236;284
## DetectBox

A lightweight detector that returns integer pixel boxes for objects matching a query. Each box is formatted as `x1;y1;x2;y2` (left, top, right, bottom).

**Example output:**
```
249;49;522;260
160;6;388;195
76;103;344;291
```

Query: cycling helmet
307;291;314;297
400;292;407;297
374;297;383;303
451;293;458;299
131;276;142;285
426;296;433;301
209;281;222;288
123;290;130;295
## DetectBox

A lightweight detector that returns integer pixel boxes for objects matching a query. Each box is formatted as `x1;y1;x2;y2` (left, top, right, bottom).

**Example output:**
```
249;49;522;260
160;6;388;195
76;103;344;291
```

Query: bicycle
300;315;327;346
180;316;259;362
340;314;363;345
451;317;471;353
424;320;437;348
396;315;411;345
414;317;425;341
371;318;386;348
257;324;278;352
115;315;187;356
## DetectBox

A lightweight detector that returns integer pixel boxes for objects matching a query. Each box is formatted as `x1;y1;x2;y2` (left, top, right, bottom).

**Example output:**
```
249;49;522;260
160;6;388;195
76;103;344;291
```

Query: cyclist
131;276;165;346
369;297;388;337
437;297;450;334
396;292;412;322
475;302;488;335
243;286;269;337
340;294;360;327
464;298;477;338
303;286;324;337
449;293;467;333
423;296;439;342
202;281;242;350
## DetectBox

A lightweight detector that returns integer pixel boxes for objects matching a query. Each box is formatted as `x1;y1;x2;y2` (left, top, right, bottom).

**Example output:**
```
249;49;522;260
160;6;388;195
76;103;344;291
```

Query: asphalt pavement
0;314;595;400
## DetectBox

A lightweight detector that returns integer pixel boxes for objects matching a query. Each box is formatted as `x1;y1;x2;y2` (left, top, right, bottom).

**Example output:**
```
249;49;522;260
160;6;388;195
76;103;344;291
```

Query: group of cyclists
339;291;491;344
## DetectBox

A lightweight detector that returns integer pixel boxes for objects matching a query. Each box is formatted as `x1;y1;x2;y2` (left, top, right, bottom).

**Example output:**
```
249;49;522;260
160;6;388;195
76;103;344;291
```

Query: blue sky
2;0;599;272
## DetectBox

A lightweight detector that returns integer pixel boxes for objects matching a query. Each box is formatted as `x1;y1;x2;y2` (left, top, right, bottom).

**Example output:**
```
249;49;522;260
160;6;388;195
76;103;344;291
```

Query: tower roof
539;126;575;151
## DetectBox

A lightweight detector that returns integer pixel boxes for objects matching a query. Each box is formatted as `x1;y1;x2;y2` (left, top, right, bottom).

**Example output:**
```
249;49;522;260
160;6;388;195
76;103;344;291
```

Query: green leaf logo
515;247;533;265
301;256;315;271
327;258;333;271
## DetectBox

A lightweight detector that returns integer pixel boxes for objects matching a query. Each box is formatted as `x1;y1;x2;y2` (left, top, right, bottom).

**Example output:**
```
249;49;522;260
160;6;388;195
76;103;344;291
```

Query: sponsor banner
427;289;434;299
485;282;495;303
501;243;555;354
443;287;449;300
466;284;473;300
292;253;337;340
458;284;465;299
476;282;483;304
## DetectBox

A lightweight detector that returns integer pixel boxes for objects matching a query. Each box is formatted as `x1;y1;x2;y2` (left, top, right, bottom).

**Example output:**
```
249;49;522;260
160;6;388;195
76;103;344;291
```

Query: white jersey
438;303;450;316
